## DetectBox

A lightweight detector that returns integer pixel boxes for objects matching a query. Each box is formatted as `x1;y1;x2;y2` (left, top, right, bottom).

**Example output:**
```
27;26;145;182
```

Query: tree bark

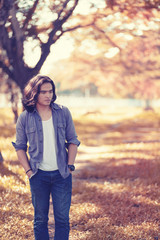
0;0;80;92
144;99;154;111
0;152;3;162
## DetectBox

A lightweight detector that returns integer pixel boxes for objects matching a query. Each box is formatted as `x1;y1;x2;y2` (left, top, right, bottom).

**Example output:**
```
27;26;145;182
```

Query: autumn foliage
1;106;160;239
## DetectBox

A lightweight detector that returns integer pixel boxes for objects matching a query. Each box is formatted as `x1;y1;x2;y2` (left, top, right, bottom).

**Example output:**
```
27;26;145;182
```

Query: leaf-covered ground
1;107;160;240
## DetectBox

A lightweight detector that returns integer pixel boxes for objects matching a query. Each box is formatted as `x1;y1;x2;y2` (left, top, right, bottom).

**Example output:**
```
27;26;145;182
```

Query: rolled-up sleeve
12;113;28;152
63;107;80;148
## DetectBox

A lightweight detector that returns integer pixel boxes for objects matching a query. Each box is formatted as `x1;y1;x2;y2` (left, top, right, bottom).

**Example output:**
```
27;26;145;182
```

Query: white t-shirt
39;116;58;171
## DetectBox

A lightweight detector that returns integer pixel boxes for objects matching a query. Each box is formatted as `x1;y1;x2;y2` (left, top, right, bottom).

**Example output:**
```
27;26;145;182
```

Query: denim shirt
12;103;80;178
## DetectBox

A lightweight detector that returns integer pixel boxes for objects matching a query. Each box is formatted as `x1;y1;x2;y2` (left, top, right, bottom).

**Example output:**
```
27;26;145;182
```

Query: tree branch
57;0;79;24
10;4;24;58
0;0;4;9
1;27;13;63
0;0;12;26
63;23;94;33
33;0;79;72
0;60;14;79
57;0;70;18
23;0;39;29
93;25;122;51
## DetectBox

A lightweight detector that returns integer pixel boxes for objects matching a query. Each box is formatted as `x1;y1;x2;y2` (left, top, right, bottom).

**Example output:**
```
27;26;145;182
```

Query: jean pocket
29;171;38;181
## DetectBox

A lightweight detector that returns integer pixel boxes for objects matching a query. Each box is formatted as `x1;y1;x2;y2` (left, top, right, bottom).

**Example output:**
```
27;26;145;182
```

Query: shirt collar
32;102;62;113
51;103;63;110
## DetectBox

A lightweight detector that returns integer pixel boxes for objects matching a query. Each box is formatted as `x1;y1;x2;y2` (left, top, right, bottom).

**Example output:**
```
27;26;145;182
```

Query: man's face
37;82;53;107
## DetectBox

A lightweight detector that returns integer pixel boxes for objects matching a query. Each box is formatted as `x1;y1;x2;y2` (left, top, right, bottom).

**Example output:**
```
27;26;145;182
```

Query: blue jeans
29;169;72;240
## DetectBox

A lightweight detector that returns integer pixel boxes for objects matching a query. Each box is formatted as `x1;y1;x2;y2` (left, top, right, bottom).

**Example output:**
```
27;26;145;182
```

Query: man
12;75;80;240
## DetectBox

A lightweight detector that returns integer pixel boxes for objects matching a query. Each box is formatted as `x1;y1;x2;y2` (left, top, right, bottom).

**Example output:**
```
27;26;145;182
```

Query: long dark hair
22;75;57;112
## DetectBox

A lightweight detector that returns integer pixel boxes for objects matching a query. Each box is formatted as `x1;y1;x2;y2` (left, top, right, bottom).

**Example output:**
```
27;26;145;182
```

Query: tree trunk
0;152;3;162
144;99;154;111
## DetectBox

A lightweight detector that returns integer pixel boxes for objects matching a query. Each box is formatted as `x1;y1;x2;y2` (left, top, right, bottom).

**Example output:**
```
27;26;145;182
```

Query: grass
1;106;160;239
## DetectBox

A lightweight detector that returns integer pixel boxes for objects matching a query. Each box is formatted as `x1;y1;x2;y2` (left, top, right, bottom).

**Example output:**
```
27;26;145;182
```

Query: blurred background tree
0;0;160;121
0;0;80;90
0;0;81;121
50;0;160;109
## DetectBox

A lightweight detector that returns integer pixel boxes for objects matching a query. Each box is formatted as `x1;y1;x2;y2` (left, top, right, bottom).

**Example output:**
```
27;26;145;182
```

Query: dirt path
48;109;160;239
